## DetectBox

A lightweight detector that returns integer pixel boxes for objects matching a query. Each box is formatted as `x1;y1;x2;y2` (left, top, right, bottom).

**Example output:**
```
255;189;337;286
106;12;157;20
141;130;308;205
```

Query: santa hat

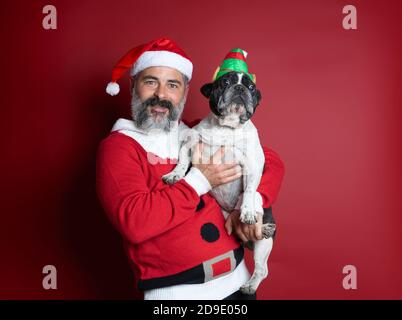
212;48;256;83
106;37;193;96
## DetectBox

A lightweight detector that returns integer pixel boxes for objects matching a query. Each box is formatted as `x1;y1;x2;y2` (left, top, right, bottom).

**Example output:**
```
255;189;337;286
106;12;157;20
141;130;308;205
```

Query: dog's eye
225;79;231;86
248;84;255;91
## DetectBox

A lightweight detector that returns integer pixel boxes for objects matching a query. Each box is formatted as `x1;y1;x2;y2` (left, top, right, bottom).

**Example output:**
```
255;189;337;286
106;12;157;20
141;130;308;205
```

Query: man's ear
184;84;190;97
129;77;135;95
200;83;213;98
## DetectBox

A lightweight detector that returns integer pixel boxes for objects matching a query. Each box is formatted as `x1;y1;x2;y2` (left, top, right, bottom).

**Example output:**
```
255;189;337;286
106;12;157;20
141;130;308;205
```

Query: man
96;37;285;300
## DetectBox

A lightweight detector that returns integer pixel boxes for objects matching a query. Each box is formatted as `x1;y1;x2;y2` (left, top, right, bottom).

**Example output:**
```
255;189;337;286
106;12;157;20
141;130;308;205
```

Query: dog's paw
162;172;183;185
261;223;276;239
240;205;257;225
240;281;257;295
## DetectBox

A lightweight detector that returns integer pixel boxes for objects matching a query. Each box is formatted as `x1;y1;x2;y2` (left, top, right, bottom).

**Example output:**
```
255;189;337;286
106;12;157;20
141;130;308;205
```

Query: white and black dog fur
162;71;276;295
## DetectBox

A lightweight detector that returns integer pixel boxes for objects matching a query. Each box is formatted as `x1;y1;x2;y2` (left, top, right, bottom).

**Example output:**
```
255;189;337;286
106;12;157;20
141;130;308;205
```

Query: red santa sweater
96;118;284;298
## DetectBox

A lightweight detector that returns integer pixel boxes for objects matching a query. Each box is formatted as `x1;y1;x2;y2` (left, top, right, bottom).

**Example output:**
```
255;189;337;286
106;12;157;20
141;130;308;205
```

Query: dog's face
200;71;262;128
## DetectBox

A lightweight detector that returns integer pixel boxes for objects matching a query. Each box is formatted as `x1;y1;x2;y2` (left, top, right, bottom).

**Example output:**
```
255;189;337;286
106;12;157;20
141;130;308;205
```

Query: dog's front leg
162;145;191;185
162;131;199;185
228;148;257;224
239;161;261;225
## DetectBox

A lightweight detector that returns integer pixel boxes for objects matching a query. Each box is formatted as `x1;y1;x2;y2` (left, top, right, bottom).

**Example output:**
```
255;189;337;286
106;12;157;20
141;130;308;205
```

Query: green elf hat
212;48;256;83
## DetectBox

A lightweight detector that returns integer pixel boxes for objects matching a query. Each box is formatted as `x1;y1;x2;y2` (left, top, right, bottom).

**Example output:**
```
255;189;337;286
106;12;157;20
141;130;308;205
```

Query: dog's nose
234;85;244;92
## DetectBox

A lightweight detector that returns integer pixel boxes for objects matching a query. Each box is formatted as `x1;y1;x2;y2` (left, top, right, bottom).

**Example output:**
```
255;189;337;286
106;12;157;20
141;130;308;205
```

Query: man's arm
96;134;208;245
257;146;285;208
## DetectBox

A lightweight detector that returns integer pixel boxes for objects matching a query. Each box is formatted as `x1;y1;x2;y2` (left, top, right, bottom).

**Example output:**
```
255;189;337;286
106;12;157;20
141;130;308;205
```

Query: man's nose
154;84;168;100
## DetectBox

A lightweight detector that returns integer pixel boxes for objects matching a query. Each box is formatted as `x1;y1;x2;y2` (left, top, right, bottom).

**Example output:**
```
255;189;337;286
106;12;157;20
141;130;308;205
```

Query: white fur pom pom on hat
106;82;120;96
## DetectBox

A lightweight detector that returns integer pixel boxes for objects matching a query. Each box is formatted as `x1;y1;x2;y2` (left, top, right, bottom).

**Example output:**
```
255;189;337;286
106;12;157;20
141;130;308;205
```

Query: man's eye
168;83;178;89
145;80;156;85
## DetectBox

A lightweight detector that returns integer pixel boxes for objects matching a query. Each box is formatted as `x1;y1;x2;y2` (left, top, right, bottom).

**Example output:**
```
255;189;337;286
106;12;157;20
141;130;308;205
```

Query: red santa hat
106;37;193;96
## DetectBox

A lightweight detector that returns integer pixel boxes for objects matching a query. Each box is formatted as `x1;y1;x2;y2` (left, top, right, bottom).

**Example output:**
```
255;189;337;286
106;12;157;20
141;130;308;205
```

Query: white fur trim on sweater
183;167;212;196
131;50;193;80
111;118;190;160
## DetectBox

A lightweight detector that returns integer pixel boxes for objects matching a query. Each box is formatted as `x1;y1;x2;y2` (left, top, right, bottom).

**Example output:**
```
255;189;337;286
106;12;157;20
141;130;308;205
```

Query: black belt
137;246;244;291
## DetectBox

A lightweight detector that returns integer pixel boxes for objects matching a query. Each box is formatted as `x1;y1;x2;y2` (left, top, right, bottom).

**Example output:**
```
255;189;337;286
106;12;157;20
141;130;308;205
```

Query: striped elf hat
212;48;256;83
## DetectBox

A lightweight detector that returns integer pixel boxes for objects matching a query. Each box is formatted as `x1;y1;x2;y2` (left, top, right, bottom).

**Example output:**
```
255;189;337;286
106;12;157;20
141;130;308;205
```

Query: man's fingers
219;165;242;179
243;225;258;242
220;171;242;184
211;146;225;165
255;225;262;240
227;210;264;242
255;213;263;240
192;143;202;163
235;226;248;243
241;225;252;241
243;227;252;241
225;218;233;236
219;163;241;171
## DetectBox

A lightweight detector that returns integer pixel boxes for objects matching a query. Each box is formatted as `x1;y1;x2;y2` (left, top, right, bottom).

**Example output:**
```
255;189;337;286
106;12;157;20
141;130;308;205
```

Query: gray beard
130;91;186;132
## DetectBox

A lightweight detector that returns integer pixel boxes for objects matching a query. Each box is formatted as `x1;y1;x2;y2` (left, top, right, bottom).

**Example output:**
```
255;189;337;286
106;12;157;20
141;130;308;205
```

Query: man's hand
192;143;242;188
225;210;263;243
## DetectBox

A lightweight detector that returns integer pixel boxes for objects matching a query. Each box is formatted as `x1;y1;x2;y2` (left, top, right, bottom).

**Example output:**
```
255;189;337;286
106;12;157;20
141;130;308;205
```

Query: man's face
131;66;188;131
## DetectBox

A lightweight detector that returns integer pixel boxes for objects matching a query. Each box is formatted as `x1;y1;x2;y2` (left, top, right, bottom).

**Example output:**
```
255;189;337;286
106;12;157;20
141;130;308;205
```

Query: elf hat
212;48;256;83
106;37;193;96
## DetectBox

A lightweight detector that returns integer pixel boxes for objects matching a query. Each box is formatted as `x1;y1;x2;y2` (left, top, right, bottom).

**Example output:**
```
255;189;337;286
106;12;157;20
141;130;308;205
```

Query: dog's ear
200;83;213;98
255;89;262;105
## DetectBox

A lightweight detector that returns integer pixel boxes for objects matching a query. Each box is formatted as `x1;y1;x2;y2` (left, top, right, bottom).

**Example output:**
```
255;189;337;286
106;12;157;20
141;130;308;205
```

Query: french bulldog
162;71;276;295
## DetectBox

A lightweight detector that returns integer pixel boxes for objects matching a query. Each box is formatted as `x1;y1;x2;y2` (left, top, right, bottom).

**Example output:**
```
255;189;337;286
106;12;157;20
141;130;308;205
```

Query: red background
1;0;401;299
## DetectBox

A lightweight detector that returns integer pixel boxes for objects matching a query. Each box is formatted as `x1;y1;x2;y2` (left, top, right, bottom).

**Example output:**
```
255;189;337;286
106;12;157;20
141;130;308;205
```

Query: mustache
131;93;185;132
144;97;174;111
